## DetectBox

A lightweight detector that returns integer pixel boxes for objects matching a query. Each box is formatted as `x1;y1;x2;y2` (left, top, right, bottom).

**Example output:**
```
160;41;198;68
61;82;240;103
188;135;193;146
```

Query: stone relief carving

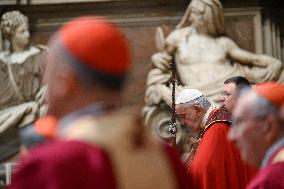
0;10;46;160
143;0;284;150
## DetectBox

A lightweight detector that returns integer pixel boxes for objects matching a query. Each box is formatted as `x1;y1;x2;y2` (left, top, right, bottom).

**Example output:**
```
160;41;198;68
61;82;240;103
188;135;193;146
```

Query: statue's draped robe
0;48;45;161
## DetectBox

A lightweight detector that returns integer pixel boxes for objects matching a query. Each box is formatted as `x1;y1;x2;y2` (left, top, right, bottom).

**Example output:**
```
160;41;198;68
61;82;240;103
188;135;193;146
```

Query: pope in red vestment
189;108;257;189
176;89;257;189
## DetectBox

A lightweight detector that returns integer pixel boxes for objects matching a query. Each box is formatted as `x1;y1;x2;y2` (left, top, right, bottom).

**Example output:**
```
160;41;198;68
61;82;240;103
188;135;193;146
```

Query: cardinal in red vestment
229;82;284;189
8;17;190;189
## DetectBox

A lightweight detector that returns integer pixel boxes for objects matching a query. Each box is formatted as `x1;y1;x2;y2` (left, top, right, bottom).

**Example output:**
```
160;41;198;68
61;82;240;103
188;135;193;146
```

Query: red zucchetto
254;82;284;108
34;115;58;139
58;17;130;75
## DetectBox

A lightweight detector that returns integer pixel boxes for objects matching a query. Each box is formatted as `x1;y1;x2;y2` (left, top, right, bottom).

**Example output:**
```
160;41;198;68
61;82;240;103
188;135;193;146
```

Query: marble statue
0;10;46;161
143;0;284;146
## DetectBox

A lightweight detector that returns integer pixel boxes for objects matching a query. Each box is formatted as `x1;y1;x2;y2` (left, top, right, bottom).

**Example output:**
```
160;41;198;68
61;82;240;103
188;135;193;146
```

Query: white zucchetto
176;89;203;104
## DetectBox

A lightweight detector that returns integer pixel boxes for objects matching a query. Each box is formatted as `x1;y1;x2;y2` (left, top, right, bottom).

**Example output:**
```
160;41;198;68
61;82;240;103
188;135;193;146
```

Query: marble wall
0;0;281;112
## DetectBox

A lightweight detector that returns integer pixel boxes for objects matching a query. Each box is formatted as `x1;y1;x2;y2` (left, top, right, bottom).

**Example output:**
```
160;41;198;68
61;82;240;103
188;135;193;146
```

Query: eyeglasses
221;91;236;98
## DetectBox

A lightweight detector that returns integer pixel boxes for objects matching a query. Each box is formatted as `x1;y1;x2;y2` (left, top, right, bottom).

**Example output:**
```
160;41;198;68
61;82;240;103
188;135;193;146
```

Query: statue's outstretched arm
223;37;282;68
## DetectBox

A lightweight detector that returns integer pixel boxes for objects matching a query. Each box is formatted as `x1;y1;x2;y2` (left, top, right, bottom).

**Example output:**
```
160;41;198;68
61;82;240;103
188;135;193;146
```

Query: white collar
200;105;215;129
261;137;284;169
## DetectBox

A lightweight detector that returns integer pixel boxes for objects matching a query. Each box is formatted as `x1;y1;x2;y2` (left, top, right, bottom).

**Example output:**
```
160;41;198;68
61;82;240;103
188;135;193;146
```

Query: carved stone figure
143;0;284;147
0;11;46;161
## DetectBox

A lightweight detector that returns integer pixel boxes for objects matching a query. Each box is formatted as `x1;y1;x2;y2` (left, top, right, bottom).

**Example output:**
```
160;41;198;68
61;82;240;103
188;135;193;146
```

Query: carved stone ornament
143;0;284;152
0;10;47;161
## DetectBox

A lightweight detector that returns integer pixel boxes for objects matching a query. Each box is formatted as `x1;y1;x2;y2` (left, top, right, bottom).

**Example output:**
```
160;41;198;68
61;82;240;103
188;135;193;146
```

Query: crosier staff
155;27;179;145
167;56;178;146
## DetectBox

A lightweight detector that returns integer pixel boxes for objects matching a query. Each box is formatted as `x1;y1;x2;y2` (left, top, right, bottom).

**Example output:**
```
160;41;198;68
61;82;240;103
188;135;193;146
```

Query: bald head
228;84;284;167
44;17;131;118
48;17;130;89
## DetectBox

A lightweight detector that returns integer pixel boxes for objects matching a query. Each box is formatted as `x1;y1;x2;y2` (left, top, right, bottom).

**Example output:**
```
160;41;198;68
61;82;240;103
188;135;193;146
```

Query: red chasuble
8;111;191;189
188;107;257;189
246;144;284;189
8;140;191;189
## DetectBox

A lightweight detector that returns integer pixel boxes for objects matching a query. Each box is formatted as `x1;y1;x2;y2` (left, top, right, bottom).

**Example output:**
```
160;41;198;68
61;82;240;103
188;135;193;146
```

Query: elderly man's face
220;83;237;112
44;51;59;115
44;44;70;118
176;103;203;131
228;92;268;166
